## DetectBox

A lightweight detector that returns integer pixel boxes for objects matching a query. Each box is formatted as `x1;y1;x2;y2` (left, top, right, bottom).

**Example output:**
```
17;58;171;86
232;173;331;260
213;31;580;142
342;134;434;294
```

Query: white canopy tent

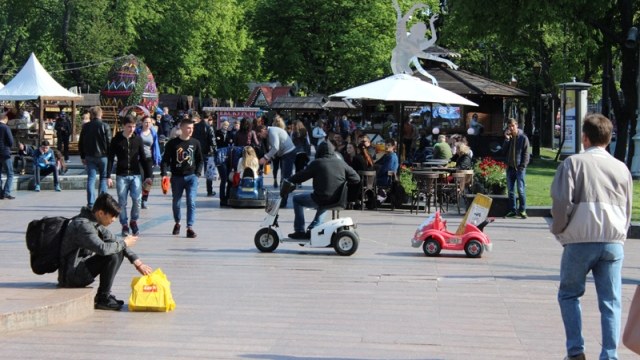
0;53;82;142
331;74;478;161
330;73;478;106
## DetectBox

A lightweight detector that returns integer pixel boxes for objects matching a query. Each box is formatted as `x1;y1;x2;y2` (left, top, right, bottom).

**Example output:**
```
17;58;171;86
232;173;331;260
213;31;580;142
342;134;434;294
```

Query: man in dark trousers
0;114;14;199
286;141;360;239
191;111;217;196
58;193;153;310
503;118;530;219
78;106;112;208
159;106;173;139
161;117;203;238
107;114;147;237
256;124;296;207
54;111;72;162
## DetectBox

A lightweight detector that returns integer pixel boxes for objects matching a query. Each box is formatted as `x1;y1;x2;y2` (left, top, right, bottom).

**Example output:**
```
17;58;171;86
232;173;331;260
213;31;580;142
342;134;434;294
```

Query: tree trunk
602;40;611;119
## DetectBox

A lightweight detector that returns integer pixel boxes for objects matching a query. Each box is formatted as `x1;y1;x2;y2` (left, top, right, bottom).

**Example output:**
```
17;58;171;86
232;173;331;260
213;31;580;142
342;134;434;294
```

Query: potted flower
473;157;507;195
398;164;416;195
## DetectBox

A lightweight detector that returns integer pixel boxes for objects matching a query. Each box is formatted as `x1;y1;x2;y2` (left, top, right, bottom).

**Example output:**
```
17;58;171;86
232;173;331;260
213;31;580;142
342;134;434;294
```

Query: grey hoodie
58;207;138;287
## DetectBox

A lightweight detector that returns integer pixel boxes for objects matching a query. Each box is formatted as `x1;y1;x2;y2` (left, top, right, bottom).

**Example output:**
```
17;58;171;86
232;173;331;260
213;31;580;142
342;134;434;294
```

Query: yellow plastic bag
128;268;176;312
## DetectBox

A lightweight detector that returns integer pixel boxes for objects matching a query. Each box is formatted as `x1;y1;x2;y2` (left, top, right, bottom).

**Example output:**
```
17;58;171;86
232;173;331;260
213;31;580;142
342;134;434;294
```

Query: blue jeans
506;167;526;213
0;157;14;197
171;174;198;227
85;156;108;207
558;242;624;360
116;175;141;225
278;151;296;207
34;164;59;186
293;192;327;233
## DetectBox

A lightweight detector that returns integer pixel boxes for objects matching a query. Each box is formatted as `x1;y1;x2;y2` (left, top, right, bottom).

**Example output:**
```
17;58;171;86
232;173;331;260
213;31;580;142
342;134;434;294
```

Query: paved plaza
0;174;639;359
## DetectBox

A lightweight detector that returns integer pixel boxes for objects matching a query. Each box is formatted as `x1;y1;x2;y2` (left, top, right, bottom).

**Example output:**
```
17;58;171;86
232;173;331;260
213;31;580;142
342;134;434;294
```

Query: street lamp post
626;26;640;178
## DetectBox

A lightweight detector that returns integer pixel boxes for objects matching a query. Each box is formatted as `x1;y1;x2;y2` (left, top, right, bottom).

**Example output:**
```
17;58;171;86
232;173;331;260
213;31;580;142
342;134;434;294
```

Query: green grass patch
526;148;640;222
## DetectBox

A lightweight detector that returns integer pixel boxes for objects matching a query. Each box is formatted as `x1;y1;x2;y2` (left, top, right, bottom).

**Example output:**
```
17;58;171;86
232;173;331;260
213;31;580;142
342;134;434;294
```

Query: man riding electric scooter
285;141;360;239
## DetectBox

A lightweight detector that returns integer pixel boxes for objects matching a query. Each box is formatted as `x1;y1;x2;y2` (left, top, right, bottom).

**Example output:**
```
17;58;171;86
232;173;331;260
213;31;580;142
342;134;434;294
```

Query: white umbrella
330;73;478;106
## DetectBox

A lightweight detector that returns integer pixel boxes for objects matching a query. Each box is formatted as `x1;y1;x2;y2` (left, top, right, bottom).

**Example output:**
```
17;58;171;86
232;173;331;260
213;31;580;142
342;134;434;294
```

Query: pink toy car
411;211;494;258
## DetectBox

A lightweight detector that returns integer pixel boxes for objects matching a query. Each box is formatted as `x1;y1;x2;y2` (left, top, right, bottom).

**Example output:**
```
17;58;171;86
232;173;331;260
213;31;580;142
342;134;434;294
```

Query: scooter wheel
422;237;441;256
332;230;358;256
464;239;484;258
254;228;279;252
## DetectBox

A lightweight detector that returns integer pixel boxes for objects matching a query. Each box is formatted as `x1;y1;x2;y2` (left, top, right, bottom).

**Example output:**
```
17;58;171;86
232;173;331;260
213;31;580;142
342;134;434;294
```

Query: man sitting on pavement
31;140;61;192
58;193;153;310
285;141;360;240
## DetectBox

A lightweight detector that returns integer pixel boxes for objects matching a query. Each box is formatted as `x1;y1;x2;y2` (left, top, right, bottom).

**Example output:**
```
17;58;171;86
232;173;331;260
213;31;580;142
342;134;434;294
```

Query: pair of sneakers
94;293;124;311
33;185;61;191
564;354;585;360
172;223;197;238
122;221;139;236
505;211;527;219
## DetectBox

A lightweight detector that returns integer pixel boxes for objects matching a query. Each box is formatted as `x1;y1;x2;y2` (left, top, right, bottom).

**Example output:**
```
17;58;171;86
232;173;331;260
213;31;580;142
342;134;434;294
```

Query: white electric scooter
254;180;359;256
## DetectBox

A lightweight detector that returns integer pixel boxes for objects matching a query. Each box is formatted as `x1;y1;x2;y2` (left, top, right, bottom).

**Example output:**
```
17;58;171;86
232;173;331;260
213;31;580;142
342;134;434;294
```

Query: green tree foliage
0;0;253;101
441;0;639;165
250;0;427;94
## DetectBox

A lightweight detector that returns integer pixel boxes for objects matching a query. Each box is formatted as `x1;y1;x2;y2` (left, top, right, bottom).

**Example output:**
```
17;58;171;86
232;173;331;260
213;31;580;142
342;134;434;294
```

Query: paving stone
0;165;639;359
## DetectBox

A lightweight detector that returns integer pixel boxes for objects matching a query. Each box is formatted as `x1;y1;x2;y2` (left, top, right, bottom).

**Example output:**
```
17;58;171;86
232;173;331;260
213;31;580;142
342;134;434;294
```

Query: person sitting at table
347;141;376;209
432;135;453;161
451;142;473;170
376;138;399;187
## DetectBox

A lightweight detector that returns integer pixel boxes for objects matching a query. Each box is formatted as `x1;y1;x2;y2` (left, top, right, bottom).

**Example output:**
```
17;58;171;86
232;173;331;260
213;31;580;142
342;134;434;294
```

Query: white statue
391;0;459;86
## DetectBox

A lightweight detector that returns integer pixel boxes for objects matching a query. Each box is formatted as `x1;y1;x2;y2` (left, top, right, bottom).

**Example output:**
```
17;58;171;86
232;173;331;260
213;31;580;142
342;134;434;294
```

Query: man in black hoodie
287;141;360;239
107;114;147;237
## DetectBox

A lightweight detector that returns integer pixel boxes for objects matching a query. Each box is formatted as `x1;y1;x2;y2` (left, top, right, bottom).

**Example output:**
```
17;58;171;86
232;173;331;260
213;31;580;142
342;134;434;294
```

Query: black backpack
25;216;71;275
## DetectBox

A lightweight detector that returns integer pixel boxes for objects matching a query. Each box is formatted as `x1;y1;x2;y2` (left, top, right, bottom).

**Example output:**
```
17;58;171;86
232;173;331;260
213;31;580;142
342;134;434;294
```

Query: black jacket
0;122;13;160
503;129;530;169
79;119;111;159
193;120;217;156
289;142;360;206
215;129;234;147
54;117;71;137
452;153;473;170
107;132;147;177
58;207;138;288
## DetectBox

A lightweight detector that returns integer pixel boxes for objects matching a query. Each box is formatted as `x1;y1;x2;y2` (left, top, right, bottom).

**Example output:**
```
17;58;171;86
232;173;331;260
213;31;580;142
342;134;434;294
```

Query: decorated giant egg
100;54;158;115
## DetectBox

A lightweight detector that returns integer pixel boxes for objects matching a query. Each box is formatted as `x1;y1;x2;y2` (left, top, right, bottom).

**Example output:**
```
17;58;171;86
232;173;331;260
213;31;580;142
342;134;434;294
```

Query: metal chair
458;169;475;194
410;171;440;214
357;170;377;211
439;172;468;214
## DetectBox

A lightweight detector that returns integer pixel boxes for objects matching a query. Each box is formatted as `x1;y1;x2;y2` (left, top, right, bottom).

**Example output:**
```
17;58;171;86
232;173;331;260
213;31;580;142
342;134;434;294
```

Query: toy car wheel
422;237;441;256
464;239;484;258
332;230;359;256
254;228;279;252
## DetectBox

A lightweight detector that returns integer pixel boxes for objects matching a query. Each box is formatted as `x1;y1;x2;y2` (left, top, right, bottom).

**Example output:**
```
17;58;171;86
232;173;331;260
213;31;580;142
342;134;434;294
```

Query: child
237;146;260;177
